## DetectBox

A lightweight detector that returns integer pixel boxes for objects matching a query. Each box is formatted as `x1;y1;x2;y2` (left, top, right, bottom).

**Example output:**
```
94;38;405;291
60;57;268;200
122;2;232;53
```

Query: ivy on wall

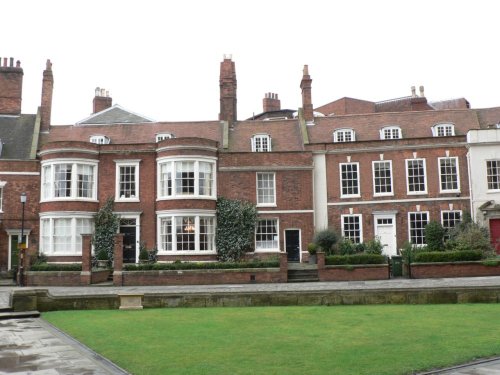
216;197;257;262
92;197;120;262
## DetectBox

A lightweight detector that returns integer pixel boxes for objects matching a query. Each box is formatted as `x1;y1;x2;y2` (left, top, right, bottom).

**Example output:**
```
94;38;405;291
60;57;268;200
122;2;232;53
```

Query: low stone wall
25;270;111;286
410;261;500;279
120;268;286;286
11;286;500;312
319;264;389;281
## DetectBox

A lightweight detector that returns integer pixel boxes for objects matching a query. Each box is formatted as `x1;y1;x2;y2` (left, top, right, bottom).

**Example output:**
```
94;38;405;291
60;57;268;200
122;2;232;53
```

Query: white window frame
340;162;360;198
156;133;174;142
156;210;216;254
0;181;5;212
255;218;280;251
89;135;110;144
115;160;140;202
41;159;98;202
438;157;460;193
486;160;500;191
341;214;363;243
333;128;355;143
251;134;272;152
380;126;402;140
406;158;427;195
256;172;276;207
372;160;393;196
432;123;455;137
39;213;94;256
408;211;429;246
157;156;217;200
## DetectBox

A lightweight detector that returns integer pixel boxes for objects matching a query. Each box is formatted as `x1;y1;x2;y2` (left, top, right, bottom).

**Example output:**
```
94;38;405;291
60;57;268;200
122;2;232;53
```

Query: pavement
1;277;500;374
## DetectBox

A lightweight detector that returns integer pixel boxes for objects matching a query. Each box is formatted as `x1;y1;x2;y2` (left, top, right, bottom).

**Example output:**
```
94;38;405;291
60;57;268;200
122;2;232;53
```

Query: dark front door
285;229;300;262
120;221;137;263
490;218;500;254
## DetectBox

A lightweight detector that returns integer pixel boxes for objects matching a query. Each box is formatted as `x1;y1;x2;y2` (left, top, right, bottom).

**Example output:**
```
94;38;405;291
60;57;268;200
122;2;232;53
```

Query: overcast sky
3;0;499;124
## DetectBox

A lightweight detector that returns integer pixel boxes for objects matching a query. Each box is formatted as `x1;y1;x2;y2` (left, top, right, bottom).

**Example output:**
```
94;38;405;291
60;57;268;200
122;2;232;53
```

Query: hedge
413;250;483;263
30;263;82;271
123;260;280;271
325;254;387;265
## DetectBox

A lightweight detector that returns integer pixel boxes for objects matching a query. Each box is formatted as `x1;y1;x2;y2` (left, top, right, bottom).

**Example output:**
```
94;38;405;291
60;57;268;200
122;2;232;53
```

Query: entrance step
0;310;40;320
92;281;114;287
287;269;319;283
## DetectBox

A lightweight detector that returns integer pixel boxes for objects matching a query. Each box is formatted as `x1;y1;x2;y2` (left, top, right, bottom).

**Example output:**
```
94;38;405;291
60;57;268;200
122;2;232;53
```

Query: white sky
3;0;499;124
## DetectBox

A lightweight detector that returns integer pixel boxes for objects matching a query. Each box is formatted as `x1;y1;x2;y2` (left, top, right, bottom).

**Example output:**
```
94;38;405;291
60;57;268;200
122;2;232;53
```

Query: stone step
288;278;320;283
287;269;319;283
0;310;40;320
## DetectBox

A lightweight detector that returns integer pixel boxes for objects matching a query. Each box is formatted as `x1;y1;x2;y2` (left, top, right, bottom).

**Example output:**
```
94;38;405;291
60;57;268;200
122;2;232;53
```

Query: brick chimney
93;87;112;114
219;55;237;126
0;57;23;115
263;93;281;112
300;65;313;123
40;59;54;131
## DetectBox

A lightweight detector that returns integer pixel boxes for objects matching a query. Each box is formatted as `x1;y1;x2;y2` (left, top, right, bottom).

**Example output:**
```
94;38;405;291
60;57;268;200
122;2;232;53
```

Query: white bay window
40;215;94;255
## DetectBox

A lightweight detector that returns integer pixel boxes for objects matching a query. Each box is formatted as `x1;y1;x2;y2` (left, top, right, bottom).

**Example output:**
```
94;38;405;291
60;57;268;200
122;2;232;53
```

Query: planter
309;254;317;264
97;260;108;269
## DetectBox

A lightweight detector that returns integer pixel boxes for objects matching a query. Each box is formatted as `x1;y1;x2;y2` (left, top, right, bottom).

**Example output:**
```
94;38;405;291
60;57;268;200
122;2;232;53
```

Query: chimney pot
3;58;7;67
9;57;14;67
95;87;100;96
419;85;425;97
411;86;416;97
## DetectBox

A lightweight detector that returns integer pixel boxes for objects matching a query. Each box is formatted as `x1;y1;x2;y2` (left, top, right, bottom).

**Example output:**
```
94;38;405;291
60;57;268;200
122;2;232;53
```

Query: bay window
158;212;215;252
40;215;94;255
42;160;98;201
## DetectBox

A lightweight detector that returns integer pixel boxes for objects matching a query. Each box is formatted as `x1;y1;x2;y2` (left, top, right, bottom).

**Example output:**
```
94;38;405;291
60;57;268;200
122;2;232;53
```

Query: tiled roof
76;104;153;125
0;114;36;159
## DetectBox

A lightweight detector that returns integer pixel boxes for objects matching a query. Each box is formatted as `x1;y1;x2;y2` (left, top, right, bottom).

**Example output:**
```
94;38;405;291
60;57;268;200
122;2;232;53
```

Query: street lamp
18;192;26;286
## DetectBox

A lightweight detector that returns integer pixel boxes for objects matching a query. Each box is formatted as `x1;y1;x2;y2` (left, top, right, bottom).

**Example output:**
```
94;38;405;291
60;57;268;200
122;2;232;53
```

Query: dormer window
251;134;271;152
380;126;402;140
156;133;175;142
333;128;355;143
432;123;455;137
89;135;110;144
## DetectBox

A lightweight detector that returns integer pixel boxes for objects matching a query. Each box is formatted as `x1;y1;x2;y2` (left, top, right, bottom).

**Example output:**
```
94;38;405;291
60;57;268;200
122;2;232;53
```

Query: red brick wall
318;265;389;281
410;262;500;279
0;62;23;115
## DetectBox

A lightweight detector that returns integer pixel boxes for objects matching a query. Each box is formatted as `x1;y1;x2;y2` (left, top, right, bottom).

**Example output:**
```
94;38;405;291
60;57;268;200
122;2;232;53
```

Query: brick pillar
80;234;92;285
113;234;124;286
279;252;288;282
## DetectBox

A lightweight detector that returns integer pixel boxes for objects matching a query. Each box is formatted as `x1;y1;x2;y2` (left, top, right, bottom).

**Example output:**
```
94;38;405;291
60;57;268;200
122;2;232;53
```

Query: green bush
425;221;445;251
364;239;384;255
337;238;356;255
93;197;119;262
413;250;483;263
216;197;258;262
325;254;387;265
313;229;339;255
30;263;82;271
123;259;280;271
448;222;493;255
307;243;318;255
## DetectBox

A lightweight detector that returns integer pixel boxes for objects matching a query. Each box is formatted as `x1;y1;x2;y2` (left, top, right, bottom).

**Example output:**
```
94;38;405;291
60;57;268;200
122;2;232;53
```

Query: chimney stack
93;87;112;114
219;55;237;126
263;92;281;112
411;86;417;98
419;85;425;97
300;65;313;123
40;59;54;131
0;56;23;115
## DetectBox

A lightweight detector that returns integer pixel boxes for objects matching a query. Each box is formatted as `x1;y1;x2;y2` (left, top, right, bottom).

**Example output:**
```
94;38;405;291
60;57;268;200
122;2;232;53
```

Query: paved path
2;276;500;374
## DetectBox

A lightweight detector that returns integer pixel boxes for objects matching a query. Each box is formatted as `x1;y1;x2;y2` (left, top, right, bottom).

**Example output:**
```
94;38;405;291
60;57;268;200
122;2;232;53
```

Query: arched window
333;128;355;143
380;126;402;140
432;123;455;137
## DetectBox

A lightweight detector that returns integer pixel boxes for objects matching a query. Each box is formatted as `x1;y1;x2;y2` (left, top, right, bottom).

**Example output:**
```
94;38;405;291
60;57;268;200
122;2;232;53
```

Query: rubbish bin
391;256;403;277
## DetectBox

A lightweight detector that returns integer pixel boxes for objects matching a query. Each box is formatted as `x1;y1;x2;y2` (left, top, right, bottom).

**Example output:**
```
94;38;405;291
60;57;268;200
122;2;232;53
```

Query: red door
490;219;500;254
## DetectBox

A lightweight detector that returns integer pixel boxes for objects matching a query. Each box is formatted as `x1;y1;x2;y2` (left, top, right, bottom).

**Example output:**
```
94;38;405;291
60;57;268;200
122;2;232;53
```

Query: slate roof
76;104;153;125
0;114;37;159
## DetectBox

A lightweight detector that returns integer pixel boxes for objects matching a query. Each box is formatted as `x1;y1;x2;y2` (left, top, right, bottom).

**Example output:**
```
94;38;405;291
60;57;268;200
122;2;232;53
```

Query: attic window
156;133;175;142
333;128;355;143
432;123;455;137
251;134;272;152
263;117;287;121
380;126;402;140
90;135;110;144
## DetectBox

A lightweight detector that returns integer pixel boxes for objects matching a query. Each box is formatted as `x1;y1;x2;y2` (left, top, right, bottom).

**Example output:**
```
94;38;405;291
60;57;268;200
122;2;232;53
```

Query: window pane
160;162;172;197
440;158;458;191
175;162;195;195
407;159;426;192
200;217;214;251
487;160;500;190
409;212;428;245
77;165;94;198
53;218;72;253
257;173;275;204
341;163;359;196
75;218;94;253
199;162;213;196
54;164;72;197
160;218;172;251
256;219;278;249
120;166;136;198
374;161;392;194
176;216;196;250
342;215;361;243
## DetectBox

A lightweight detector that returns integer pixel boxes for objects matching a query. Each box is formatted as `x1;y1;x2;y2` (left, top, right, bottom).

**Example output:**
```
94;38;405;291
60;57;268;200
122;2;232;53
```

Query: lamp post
18;192;26;286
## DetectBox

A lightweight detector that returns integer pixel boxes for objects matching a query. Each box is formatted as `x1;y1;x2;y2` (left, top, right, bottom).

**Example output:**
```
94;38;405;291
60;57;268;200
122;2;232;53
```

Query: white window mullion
195;216;200;251
194;161;199;197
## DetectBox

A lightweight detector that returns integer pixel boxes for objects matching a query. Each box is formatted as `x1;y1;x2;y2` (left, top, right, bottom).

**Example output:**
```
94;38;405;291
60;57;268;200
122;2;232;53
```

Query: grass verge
43;304;500;375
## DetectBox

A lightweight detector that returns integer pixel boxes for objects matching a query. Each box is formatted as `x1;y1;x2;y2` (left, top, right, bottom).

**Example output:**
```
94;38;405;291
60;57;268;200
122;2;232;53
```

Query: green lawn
43;305;500;375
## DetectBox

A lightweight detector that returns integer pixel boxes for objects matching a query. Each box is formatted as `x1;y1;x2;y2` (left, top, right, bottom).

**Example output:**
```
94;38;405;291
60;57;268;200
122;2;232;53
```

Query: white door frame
373;213;397;256
6;229;31;270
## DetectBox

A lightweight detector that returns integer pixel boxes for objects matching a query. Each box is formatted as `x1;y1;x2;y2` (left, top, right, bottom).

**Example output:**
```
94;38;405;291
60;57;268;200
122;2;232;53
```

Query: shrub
216;197;258;262
425;221;445;251
93;197;119;262
325;254;387;265
123;259;279;271
413;250;483;263
307;243;318;255
448;222;493;255
313;229;339;255
139;241;149;262
364;239;383;255
337;238;356;255
30;263;82;272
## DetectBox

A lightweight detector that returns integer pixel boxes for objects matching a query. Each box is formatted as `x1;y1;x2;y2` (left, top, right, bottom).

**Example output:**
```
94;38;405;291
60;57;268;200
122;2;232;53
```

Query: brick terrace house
1;56;500;272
